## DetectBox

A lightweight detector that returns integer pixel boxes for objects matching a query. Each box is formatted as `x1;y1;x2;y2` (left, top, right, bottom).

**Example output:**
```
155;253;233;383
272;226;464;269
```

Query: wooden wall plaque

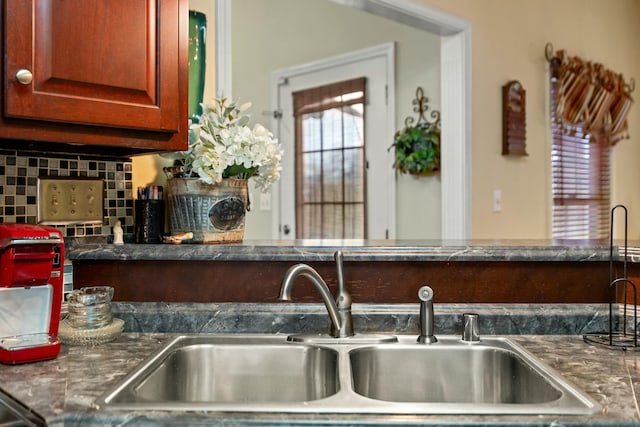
502;80;528;156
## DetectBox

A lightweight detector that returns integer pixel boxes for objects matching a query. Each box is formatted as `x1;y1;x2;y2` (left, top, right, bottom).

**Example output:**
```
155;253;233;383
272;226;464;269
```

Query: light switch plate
37;177;104;225
493;189;502;213
259;192;272;211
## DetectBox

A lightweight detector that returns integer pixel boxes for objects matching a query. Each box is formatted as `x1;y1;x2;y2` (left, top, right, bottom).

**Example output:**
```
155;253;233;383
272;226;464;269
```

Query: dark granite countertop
65;238;640;262
0;333;638;426
0;303;639;426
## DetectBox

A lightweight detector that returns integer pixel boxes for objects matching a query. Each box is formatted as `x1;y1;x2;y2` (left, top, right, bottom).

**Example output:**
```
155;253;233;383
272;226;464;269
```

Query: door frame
271;43;396;239
215;0;472;239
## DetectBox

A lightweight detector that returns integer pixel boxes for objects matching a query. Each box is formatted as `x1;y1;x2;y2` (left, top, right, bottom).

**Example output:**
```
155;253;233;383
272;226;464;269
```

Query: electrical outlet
37;178;104;225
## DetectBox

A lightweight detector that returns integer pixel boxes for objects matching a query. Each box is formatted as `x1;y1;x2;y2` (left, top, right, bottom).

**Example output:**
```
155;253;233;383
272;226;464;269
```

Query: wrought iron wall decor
545;42;634;144
502;80;527;156
390;87;441;176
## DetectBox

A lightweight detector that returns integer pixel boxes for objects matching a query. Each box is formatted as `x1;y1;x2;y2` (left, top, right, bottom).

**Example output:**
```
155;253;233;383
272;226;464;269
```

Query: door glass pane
321;204;344;238
294;78;367;239
323;150;343;203
343;104;364;149
302;115;322;152
302;152;322;203
301;204;322;239
344;147;364;203
322;109;343;151
344;204;364;239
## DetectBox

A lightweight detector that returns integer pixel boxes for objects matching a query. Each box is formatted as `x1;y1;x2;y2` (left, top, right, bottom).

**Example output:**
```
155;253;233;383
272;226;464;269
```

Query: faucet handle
334;250;345;291
332;250;353;337
334;250;351;307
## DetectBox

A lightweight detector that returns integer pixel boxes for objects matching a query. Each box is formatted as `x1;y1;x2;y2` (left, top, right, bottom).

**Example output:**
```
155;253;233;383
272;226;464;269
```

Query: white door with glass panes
271;43;395;240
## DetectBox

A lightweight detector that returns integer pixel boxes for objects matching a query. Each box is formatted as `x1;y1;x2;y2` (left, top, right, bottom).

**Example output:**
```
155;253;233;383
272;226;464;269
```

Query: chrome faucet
279;250;354;338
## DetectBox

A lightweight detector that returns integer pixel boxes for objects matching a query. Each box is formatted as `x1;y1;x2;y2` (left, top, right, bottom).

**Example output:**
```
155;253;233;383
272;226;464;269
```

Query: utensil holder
135;200;165;244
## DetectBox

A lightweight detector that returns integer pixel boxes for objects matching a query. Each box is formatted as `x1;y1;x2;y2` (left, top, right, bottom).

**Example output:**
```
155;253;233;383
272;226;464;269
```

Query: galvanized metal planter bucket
166;178;248;243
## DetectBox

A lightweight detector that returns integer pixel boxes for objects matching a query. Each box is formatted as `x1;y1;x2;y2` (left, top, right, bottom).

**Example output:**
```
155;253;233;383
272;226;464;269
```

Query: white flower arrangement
168;98;282;192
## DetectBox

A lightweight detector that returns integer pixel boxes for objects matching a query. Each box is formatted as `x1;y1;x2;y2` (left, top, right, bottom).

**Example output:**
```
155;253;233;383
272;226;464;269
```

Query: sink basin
351;344;562;404
100;335;338;407
96;334;601;416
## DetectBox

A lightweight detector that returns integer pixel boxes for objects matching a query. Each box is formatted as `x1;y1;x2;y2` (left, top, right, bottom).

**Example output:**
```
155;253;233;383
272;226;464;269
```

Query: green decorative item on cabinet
188;10;207;120
390;87;441;176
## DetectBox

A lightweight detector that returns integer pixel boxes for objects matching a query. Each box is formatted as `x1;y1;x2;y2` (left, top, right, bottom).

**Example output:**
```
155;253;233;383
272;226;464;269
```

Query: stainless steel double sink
95;334;602;416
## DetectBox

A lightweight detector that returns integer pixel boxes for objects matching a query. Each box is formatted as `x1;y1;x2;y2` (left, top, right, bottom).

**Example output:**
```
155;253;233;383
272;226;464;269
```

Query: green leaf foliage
391;125;440;176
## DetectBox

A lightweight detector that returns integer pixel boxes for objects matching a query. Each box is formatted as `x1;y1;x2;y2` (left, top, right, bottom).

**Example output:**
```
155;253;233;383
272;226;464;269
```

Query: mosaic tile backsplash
0;150;133;238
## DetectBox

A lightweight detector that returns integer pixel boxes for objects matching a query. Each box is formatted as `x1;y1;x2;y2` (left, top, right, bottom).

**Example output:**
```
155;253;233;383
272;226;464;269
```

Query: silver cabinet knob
15;69;33;85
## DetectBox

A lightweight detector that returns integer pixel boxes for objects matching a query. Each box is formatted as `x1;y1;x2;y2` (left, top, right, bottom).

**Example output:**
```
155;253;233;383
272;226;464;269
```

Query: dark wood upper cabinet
1;0;188;155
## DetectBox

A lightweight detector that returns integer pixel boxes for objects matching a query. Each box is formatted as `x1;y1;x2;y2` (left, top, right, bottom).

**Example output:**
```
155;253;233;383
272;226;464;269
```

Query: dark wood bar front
72;259;616;304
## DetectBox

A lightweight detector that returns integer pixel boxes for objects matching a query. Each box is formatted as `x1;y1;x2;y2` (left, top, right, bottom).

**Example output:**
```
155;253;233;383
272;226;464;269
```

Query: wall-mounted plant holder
502;80;528;156
390;87;441;176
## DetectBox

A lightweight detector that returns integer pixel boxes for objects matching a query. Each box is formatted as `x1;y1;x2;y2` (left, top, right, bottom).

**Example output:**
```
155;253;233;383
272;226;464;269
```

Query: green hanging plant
391;86;441;176
391;125;440;176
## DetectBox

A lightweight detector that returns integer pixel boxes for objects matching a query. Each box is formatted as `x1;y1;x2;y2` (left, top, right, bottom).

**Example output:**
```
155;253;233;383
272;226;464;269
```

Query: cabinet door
4;0;181;134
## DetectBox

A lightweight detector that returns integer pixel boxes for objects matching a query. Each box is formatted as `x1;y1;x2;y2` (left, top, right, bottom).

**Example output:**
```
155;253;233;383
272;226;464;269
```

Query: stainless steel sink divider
584;204;640;350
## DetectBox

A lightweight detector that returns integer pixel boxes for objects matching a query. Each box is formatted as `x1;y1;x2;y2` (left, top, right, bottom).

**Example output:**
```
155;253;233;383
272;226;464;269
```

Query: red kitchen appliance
0;224;64;364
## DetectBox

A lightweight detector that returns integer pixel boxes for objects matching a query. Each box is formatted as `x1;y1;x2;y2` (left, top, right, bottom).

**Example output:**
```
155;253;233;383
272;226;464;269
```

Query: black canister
135;200;165;243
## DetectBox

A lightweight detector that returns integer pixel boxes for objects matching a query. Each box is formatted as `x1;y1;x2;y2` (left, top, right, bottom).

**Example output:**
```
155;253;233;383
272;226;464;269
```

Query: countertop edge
64;239;637;262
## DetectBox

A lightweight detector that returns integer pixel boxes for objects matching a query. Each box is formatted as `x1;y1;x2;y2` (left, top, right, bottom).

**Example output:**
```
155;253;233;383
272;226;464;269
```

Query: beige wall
421;0;640;239
134;0;640;240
